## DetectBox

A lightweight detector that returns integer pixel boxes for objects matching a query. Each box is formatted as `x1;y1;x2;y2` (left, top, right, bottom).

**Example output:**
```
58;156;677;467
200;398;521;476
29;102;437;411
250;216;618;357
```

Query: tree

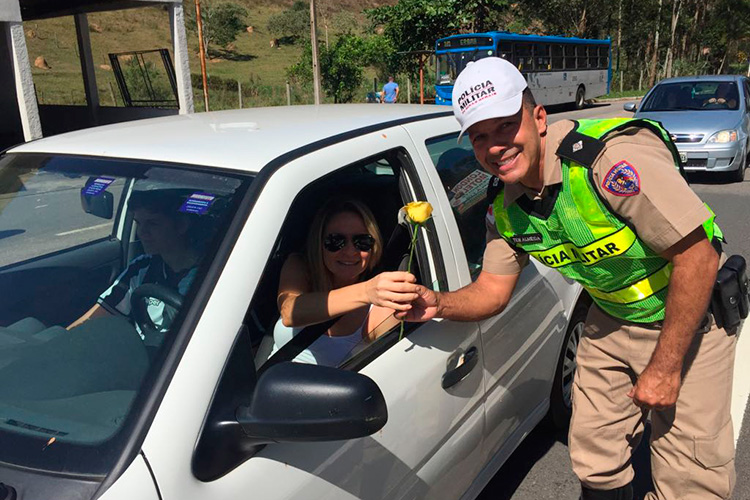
267;1;310;45
288;34;391;103
365;0;509;76
186;2;248;57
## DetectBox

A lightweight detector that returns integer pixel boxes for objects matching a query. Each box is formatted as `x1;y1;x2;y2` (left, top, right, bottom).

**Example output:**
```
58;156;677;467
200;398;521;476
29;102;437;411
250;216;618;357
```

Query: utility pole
195;0;209;111
310;0;322;105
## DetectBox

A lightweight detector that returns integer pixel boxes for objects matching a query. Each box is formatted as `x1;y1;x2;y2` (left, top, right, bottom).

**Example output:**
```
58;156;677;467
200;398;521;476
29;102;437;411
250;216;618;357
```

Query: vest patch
511;233;543;245
603;161;640;196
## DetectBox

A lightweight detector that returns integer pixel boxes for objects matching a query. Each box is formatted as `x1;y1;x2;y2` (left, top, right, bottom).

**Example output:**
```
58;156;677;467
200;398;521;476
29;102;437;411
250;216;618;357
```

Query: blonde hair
305;199;383;292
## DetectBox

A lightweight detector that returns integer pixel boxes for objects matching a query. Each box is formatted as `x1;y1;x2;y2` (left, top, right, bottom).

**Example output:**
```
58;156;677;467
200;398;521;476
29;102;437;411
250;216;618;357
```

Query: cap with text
452;57;528;141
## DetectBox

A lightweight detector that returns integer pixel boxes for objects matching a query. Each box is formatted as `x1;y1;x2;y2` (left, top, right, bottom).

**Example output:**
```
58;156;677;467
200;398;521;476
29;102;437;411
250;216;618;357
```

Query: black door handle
442;346;479;389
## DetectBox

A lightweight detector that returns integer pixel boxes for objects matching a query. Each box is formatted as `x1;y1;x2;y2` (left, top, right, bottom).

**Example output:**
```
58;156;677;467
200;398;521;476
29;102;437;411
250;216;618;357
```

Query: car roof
8;105;452;173
656;74;745;84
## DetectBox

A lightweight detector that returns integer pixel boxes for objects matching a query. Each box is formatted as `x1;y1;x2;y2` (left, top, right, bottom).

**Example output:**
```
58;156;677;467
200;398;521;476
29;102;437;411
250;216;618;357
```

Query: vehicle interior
247;149;429;371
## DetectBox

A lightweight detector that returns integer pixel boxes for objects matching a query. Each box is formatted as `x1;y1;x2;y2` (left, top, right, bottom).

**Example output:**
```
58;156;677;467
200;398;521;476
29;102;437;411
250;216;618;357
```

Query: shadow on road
686;170;746;185
478;423;655;499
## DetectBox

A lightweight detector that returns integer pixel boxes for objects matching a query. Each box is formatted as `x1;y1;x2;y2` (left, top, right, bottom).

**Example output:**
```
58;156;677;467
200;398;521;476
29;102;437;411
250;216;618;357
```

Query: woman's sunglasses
324;233;376;252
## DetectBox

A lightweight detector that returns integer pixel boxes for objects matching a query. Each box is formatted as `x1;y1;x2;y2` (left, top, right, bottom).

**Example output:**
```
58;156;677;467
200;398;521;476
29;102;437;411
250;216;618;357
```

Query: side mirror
237;362;388;443
80;177;114;219
623;102;637;112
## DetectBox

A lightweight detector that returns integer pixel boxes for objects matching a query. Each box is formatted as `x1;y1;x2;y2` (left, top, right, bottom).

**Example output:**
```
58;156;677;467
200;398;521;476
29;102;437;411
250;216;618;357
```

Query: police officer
397;57;736;499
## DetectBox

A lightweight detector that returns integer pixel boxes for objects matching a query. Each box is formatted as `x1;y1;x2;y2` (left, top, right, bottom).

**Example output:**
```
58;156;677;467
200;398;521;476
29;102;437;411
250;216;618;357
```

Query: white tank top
270;306;371;367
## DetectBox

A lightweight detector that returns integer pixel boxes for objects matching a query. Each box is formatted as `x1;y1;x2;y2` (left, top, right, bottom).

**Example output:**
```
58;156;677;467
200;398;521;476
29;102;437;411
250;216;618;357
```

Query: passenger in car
270;199;416;366
67;190;200;337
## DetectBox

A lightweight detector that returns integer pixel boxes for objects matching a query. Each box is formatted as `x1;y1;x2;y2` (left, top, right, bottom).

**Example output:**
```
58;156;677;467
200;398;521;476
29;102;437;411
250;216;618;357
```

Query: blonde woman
271;199;418;366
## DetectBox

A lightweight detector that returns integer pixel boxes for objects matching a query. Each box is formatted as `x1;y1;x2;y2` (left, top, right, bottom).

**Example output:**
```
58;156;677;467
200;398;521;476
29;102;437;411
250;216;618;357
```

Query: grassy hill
23;0;394;110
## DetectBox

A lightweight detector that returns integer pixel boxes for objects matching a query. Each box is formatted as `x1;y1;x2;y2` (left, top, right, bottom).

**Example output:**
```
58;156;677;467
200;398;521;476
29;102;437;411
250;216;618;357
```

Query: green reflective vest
492;118;722;323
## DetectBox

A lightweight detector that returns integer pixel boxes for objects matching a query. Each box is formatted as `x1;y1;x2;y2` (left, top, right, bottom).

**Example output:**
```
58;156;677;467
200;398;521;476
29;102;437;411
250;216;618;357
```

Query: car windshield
641;81;740;111
0;153;252;475
437;49;494;85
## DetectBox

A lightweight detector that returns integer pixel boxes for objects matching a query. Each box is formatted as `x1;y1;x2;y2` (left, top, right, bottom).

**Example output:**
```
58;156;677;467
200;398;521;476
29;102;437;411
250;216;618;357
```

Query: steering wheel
131;284;183;346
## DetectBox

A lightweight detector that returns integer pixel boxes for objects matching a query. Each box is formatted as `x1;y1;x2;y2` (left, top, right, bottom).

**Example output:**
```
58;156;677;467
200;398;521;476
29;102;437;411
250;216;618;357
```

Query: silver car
624;75;750;181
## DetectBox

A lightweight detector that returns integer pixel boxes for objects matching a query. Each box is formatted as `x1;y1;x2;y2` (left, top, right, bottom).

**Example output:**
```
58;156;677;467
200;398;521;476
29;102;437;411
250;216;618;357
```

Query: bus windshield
437;49;495;85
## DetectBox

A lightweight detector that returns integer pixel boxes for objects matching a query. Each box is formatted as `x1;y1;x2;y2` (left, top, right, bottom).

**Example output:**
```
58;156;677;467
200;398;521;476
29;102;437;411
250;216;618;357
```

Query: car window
425;133;490;280
0;152;252;474
0;166;126;267
247;148;447;372
641;81;740;111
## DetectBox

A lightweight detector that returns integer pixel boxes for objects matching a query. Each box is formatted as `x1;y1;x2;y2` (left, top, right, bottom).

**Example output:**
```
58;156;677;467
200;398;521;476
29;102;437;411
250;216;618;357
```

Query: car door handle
442;346;479;389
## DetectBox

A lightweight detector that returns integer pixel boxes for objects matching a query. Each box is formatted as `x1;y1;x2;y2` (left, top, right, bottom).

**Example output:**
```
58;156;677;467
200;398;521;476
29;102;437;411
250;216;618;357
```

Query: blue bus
435;32;612;108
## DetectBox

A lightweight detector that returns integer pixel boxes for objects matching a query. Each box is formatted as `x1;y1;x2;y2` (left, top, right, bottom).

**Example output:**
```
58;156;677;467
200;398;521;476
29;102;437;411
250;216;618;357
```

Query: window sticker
179;192;216;215
82;177;115;197
449;170;492;214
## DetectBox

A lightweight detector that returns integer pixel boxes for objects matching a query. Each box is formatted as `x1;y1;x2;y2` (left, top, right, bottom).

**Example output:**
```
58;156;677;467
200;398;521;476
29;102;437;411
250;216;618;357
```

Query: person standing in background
381;76;400;104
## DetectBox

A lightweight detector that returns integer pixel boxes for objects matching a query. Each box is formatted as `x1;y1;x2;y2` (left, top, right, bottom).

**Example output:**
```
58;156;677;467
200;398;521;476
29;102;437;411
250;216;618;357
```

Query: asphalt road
477;100;750;500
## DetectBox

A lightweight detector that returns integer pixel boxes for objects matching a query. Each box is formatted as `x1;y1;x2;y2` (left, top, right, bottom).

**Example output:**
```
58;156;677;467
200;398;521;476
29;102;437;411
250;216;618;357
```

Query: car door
139;124;486;500
406;119;569;470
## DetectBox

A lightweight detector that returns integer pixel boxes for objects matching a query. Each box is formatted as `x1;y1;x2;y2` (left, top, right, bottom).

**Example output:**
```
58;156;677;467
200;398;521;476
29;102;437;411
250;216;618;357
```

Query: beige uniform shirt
483;120;712;275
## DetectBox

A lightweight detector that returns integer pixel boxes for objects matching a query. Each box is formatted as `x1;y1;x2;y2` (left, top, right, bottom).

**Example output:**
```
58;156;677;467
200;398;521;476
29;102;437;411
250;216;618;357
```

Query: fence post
238;80;243;108
286;81;291;106
407;78;411;104
638;70;643;91
620;71;623;93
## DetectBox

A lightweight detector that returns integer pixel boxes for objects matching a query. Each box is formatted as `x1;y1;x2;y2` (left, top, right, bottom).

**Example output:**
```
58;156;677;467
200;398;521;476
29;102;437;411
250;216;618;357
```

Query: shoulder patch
486;204;494;224
602;161;640;196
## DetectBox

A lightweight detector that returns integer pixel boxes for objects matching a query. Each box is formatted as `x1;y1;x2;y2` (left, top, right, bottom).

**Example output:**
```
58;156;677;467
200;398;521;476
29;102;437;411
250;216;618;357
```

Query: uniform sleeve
592;127;712;254
482;214;529;275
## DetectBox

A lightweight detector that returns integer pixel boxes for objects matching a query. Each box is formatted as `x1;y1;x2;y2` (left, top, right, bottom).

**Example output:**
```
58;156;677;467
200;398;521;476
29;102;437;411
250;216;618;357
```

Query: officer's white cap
452;57;528;142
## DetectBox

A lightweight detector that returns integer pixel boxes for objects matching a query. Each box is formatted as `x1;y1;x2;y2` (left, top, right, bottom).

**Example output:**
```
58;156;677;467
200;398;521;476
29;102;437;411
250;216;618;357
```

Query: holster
711;254;749;331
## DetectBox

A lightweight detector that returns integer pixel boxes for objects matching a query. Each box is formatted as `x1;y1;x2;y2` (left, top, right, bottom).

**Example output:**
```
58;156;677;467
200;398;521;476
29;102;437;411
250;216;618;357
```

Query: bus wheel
575;86;586;110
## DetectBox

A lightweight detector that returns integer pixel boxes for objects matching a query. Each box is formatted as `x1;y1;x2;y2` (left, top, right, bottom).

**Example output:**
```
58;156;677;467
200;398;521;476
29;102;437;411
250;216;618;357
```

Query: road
477;100;750;500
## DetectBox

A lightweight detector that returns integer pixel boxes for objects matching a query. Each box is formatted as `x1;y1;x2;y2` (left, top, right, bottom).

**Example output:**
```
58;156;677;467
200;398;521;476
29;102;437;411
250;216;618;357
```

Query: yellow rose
403;201;433;224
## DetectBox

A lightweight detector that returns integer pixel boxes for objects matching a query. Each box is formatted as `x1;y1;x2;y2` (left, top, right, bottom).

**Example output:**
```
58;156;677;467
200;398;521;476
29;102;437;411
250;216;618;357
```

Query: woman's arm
362;305;400;342
277;254;420;328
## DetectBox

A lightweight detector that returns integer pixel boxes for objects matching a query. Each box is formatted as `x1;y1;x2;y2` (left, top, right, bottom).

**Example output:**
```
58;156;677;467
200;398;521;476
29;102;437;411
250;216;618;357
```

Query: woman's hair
305;199;383;292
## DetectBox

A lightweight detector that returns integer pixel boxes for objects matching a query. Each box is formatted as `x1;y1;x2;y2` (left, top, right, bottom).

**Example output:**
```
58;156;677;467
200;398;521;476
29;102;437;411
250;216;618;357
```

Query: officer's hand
395;285;438;322
627;366;681;410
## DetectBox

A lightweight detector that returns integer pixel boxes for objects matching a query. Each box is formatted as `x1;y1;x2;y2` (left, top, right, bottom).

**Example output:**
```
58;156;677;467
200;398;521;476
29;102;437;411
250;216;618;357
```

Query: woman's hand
364;272;420;310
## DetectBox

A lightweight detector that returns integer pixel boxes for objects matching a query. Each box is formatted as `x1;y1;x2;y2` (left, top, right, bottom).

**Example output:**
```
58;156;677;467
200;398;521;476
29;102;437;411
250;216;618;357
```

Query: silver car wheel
562;320;584;409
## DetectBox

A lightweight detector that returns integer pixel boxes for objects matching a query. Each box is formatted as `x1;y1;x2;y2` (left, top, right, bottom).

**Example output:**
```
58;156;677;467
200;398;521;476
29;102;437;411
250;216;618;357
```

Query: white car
0;105;586;500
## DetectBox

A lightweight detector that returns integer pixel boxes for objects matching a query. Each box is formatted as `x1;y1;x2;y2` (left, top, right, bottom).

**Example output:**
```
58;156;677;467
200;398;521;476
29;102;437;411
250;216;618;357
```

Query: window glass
436;49;496;85
0;152;251;473
640;81;740;111
425;134;490;279
498;41;513;61
588;45;598;68
598;46;609;69
577;45;589;68
252;150;445;372
536;43;551;70
515;43;533;71
564;44;576;69
551;44;564;69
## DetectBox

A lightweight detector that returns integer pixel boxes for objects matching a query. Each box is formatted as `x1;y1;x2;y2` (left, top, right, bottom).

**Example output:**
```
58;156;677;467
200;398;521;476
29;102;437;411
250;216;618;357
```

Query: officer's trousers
569;305;737;500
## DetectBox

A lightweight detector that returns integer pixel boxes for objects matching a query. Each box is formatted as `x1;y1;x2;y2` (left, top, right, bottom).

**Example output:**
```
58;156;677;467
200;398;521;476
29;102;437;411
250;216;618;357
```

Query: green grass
23;1;397;110
598;89;645;100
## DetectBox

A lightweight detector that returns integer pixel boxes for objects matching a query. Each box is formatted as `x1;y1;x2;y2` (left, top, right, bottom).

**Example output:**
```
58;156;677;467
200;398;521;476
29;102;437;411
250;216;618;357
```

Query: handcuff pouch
711;254;749;330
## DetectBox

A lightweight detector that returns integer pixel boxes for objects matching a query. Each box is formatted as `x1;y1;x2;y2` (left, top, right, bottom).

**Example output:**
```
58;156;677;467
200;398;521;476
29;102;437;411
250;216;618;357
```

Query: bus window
577;46;589;69
515;43;533;71
551;44;564;70
588;45;598;68
498;41;513;62
564;45;576;69
599;46;609;69
536;43;551;70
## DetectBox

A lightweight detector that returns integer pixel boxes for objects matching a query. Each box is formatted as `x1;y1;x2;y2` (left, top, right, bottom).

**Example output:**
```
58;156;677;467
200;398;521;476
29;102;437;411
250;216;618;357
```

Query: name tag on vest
511;234;543;245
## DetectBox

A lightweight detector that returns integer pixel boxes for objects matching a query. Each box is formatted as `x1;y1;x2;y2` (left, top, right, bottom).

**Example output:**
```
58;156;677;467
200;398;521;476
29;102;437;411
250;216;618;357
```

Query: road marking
733;319;750;443
55;223;111;237
35;204;48;209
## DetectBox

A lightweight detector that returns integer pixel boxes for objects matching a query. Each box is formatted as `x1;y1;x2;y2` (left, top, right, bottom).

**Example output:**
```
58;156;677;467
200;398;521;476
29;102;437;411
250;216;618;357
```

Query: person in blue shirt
381;76;400;104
